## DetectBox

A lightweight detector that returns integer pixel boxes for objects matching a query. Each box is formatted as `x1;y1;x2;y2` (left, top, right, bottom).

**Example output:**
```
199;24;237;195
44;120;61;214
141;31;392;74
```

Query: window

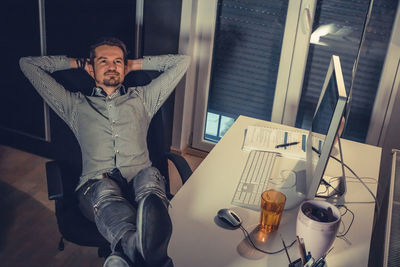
183;0;399;151
296;0;399;143
0;0;44;139
203;0;289;142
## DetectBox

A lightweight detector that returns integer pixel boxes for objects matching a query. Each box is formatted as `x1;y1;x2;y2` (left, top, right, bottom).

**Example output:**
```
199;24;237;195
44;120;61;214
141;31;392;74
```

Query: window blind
296;0;398;142
207;0;289;121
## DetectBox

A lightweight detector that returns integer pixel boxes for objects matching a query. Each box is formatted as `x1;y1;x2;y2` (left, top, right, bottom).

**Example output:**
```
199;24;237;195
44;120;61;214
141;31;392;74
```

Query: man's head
88;37;128;94
89;37;128;65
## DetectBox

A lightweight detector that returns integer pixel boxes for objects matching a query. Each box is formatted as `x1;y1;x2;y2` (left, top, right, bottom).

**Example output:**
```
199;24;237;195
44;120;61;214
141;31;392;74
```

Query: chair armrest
166;152;193;185
46;160;64;200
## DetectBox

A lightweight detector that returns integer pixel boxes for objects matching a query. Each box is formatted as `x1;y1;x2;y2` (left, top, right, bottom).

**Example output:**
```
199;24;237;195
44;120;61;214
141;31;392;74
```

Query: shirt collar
91;85;127;98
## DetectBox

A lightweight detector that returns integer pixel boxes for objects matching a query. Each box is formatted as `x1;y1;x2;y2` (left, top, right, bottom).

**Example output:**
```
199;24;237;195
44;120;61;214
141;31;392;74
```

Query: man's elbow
19;57;31;72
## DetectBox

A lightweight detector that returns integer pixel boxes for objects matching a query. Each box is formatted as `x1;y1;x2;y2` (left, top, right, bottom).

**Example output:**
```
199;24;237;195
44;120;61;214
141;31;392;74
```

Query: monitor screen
312;72;339;136
306;55;347;199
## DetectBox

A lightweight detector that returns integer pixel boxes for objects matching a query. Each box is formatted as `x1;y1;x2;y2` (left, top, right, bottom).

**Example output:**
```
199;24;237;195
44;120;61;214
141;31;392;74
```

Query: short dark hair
89;37;128;65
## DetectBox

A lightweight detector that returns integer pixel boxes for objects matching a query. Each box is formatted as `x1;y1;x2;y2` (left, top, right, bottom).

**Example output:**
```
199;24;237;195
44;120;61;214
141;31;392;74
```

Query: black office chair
45;70;192;258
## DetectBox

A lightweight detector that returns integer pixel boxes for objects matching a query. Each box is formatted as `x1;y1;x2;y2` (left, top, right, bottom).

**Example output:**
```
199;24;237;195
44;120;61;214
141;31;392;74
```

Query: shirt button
112;120;116;124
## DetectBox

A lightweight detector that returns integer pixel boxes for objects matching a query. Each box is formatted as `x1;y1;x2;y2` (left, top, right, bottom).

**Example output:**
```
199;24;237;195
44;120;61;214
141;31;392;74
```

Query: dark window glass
46;0;135;57
0;0;44;138
296;0;399;142
205;0;289;142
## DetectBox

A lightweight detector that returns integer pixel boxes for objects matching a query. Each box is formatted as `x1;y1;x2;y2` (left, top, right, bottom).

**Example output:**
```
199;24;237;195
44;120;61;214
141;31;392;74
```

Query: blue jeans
77;167;169;255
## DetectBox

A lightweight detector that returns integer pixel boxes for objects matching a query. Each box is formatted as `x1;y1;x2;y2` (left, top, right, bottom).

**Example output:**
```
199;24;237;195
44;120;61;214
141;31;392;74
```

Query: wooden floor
0;145;203;267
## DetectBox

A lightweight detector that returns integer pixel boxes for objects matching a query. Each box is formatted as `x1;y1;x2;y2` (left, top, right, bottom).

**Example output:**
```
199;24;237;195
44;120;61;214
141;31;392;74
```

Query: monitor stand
318;136;347;201
280;134;347;209
336;137;347;196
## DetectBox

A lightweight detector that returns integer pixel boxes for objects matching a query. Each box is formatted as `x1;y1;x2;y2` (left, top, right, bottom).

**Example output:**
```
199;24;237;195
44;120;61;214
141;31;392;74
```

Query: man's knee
81;178;130;216
78;177;134;228
136;167;163;180
132;167;168;203
92;178;124;202
133;167;166;189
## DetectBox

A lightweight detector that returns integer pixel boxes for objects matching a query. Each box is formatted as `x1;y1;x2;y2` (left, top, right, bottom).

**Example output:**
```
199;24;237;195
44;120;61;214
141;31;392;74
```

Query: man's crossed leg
78;167;173;267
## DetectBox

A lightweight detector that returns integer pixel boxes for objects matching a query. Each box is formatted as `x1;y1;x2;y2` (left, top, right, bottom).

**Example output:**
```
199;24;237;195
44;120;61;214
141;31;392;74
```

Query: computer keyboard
232;150;278;211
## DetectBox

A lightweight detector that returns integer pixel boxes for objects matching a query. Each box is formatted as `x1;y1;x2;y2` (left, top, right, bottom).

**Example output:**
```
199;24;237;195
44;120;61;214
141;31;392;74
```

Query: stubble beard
103;72;121;87
103;77;121;87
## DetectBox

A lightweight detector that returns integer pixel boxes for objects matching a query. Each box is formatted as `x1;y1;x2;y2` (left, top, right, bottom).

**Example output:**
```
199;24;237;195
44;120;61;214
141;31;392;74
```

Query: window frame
173;0;400;152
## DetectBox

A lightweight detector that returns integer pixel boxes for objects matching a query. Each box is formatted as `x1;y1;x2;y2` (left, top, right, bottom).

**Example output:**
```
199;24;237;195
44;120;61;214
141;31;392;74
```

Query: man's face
91;45;126;92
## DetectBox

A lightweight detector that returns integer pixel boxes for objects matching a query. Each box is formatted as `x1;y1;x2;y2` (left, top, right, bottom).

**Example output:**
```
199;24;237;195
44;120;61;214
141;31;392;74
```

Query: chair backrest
147;110;170;193
46;69;178;252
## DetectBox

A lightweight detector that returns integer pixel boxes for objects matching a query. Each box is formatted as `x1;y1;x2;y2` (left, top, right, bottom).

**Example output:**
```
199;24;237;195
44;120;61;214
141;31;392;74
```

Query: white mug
296;200;341;260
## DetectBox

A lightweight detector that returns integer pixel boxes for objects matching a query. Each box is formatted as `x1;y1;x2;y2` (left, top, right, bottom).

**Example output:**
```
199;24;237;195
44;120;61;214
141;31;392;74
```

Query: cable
336;205;355;238
316;176;344;199
329;176;377;184
239;225;296;255
311;148;374;238
317;175;376;202
321;177;341;194
343;0;375;129
312;147;377;203
318;185;329;195
329;154;377;203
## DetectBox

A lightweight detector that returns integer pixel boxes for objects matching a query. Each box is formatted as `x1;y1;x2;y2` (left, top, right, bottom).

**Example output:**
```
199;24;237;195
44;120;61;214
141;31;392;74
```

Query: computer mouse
217;208;242;228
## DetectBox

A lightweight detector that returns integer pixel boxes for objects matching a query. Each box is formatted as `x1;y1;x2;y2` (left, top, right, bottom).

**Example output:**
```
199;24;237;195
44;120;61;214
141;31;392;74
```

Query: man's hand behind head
84;59;94;79
69;58;95;80
126;59;143;73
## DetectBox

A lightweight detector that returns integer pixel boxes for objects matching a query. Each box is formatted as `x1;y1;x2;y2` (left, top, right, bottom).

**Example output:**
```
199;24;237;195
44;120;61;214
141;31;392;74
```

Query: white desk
168;116;381;267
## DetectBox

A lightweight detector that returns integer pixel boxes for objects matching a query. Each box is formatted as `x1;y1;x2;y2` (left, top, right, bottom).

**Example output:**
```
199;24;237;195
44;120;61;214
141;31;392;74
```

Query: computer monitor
305;55;348;199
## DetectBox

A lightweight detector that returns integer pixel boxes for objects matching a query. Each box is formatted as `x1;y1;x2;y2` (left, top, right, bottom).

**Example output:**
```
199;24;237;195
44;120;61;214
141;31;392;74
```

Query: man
20;37;190;267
